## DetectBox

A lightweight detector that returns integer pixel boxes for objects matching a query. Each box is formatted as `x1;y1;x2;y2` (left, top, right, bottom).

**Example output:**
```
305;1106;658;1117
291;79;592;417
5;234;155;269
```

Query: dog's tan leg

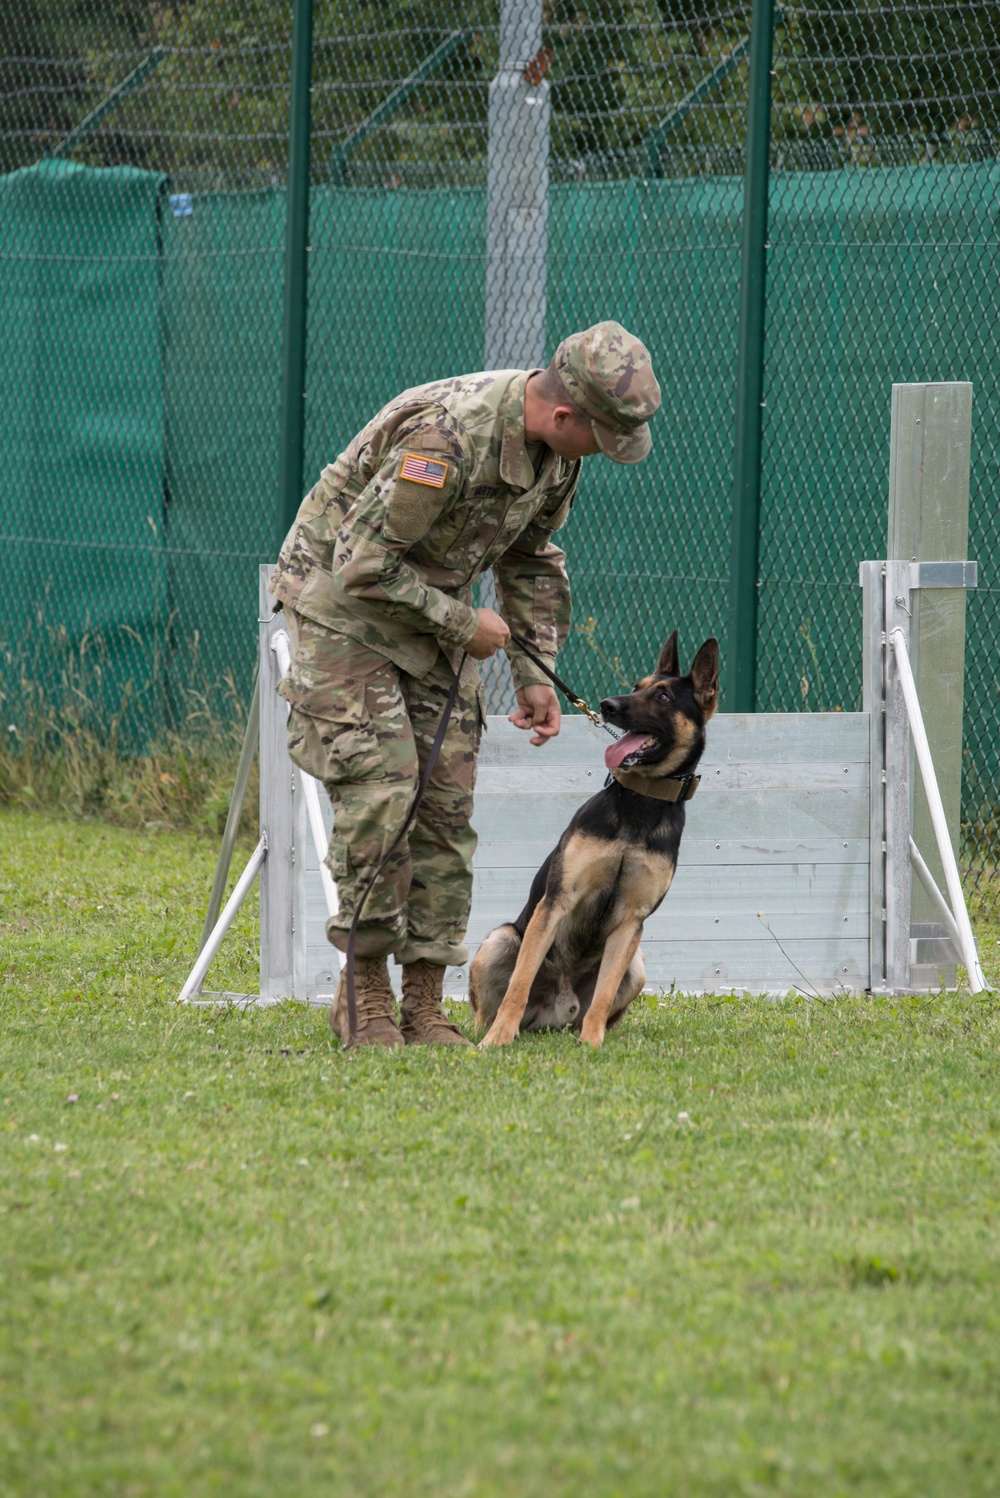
468;925;520;1032
479;895;565;1048
579;922;643;1049
604;947;646;1032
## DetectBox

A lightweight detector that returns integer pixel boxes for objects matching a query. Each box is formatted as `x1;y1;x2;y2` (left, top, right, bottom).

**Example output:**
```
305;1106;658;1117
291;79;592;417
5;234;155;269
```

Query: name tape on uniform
399;453;449;488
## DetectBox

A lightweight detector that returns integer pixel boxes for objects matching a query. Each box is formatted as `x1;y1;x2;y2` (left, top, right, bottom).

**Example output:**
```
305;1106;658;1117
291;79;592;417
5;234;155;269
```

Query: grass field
2;807;1000;1496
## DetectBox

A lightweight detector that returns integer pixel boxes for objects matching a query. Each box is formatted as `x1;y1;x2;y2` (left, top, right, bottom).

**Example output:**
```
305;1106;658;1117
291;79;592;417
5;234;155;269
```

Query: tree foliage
2;0;999;184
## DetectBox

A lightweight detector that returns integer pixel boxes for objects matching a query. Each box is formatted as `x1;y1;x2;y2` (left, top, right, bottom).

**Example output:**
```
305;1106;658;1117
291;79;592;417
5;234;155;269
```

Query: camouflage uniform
270;323;660;966
278;611;481;965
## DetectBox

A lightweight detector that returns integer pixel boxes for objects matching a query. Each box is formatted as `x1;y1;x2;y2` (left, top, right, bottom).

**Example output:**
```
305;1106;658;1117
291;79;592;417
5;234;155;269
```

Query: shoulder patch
399;452;449;488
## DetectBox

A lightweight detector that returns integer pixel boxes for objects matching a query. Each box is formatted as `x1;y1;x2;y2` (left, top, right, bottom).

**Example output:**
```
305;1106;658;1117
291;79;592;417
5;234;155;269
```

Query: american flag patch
399;452;448;488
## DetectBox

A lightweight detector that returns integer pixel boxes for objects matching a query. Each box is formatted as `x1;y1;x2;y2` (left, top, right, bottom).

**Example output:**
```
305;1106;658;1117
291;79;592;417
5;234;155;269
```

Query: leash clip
508;632;618;738
571;695;605;730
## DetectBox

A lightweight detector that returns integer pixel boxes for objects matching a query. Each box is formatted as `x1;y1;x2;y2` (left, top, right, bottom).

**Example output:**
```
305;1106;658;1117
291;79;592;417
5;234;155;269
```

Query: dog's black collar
608;769;701;802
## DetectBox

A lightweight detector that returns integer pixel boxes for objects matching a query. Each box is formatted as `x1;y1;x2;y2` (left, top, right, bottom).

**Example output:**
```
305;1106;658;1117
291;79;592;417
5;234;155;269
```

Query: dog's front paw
579;1016;606;1048
479;1020;519;1048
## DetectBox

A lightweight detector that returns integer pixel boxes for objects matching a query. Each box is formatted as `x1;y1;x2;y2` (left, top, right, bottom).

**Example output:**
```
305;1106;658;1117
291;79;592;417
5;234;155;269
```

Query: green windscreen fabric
301;178;739;701
760;163;1000;748
4;162;998;804
158;184;485;706
304;183;485;468
306;174;1000;747
0;158;167;744
160;189;284;720
160;185;484;715
546;176;743;694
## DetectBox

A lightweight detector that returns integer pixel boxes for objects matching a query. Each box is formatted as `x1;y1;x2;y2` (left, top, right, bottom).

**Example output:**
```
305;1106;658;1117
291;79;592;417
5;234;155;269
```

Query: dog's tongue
605;731;650;770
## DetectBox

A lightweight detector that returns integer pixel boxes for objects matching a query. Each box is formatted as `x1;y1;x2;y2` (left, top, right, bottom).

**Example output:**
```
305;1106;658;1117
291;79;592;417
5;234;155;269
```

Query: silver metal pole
485;0;549;369
259;578;298;1002
909;836;964;954
269;617;339;946
271;628;291;677
483;1;548;712
177;836;268;1004
889;627;989;993
271;626;339;922
860;559;887;993
303;774;340;920
883;560;913;994
198;673;261;954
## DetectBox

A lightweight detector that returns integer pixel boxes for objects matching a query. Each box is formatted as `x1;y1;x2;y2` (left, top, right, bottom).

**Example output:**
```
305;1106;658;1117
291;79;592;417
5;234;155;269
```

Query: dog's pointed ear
656;630;679;678
689;638;719;719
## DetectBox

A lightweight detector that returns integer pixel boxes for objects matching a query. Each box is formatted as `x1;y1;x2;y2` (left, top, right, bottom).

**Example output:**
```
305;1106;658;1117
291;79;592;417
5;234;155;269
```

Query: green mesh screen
2;0;998;890
0;157;168;740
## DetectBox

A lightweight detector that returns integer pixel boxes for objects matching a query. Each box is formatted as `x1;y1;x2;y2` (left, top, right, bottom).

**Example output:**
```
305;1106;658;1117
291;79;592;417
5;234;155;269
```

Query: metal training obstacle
178;383;990;1006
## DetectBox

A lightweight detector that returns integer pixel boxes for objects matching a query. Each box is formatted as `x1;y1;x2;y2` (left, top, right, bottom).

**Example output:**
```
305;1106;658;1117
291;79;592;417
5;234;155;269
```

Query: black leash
508;632;618;738
342;651;468;1048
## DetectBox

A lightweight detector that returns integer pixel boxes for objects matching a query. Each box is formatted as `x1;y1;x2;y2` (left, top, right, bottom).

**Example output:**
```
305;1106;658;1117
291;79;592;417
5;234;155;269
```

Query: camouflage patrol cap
554;321;661;464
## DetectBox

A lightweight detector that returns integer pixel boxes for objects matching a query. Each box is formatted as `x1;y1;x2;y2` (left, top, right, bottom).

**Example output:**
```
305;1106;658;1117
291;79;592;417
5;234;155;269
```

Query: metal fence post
727;0;776;711
278;0;314;544
485;0;549;370
481;0;549;711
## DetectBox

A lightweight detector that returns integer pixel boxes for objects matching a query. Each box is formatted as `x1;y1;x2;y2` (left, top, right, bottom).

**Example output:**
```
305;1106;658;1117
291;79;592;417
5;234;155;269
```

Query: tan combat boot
328;955;404;1048
400;961;473;1046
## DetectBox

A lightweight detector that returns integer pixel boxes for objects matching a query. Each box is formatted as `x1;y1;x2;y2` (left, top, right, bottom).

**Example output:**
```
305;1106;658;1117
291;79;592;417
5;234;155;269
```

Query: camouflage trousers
277;609;482;966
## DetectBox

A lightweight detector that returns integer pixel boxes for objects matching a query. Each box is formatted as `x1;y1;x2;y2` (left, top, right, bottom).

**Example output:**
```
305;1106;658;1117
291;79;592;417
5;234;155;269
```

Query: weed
846;1253;903;1288
572;614;632;690
0;611;256;836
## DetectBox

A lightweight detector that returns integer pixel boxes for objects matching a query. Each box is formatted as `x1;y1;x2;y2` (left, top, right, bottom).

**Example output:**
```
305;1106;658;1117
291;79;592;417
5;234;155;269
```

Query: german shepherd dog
470;632;718;1049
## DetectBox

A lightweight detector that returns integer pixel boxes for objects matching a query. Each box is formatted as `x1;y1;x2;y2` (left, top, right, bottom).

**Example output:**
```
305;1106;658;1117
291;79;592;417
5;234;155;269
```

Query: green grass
1;616;257;834
2;807;1000;1497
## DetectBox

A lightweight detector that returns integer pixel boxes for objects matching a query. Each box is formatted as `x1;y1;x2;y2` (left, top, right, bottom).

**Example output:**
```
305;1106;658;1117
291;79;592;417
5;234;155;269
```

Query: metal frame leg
890;627;990;994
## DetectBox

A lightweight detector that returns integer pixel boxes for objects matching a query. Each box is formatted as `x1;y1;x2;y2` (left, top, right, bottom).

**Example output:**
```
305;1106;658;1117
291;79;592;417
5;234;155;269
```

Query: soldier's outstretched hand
509;685;561;747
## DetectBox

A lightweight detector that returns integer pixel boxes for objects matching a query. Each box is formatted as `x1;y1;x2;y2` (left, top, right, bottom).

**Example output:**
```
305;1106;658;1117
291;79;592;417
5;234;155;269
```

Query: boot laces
408;971;444;1017
354;959;397;1025
404;966;464;1032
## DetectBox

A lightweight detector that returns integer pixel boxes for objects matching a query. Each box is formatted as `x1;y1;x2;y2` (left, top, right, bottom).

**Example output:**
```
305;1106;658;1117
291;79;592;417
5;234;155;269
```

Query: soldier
270;321;660;1048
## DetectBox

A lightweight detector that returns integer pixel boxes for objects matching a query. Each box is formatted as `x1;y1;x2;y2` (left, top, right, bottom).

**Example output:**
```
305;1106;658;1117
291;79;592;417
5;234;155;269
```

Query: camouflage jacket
269;370;578;690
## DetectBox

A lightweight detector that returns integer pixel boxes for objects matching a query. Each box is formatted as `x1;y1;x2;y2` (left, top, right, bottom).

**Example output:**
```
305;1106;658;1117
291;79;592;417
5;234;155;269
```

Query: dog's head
600;631;719;776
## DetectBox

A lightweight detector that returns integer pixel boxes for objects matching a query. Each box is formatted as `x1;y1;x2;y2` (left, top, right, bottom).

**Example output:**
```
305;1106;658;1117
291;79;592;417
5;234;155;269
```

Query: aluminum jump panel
301;711;872;1000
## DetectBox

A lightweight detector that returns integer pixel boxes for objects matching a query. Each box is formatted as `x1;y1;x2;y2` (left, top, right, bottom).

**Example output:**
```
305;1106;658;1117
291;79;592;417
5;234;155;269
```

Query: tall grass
0;612;257;836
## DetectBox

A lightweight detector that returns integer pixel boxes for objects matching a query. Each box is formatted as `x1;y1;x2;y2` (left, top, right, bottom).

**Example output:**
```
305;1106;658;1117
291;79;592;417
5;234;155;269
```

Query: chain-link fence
2;1;999;892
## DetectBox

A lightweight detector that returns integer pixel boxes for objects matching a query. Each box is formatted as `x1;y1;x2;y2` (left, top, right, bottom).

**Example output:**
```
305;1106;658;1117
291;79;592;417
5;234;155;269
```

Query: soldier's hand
466;607;511;660
509;685;561;746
